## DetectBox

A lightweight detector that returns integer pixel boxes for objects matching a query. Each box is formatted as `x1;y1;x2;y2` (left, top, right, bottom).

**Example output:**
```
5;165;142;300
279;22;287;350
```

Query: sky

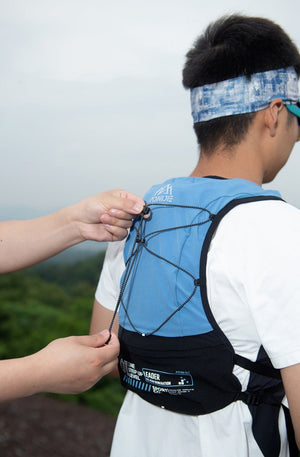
1;0;300;220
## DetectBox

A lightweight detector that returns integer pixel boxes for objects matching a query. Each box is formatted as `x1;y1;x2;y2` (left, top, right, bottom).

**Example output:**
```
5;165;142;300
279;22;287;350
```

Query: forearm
0;355;42;402
281;365;300;449
0;332;120;402
0;190;144;274
0;206;81;273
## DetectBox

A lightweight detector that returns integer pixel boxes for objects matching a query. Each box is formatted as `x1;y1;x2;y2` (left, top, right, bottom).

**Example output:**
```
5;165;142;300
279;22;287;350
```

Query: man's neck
190;142;265;186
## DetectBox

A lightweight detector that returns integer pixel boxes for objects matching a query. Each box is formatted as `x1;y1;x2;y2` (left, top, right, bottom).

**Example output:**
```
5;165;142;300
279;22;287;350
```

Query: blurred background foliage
0;250;125;416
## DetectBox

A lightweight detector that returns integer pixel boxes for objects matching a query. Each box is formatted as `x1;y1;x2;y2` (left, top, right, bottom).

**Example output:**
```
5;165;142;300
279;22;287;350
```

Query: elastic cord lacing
107;202;215;339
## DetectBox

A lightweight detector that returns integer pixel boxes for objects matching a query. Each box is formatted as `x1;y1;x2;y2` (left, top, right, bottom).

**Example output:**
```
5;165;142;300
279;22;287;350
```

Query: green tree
0;251;125;416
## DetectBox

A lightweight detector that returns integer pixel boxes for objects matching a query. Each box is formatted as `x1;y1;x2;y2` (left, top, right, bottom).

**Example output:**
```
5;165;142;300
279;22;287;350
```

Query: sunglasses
286;103;300;141
286;103;300;125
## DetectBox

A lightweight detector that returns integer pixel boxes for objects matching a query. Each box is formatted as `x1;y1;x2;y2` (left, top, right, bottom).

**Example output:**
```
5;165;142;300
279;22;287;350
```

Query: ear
264;98;285;138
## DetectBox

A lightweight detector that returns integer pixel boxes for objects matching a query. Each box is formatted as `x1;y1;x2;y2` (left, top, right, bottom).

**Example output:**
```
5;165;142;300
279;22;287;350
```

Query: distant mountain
37;241;107;265
0;205;55;221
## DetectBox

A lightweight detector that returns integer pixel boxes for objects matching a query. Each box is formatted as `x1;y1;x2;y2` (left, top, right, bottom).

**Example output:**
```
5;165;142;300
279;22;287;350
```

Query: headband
190;66;299;123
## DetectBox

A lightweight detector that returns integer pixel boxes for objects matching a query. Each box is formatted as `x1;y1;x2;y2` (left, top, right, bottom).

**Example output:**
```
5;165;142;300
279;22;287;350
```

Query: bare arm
0;331;119;402
281;364;300;449
90;299;120;377
0;189;144;273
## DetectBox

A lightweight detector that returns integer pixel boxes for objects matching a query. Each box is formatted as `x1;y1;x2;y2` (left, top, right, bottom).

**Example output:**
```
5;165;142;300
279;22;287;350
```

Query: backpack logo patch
150;184;173;203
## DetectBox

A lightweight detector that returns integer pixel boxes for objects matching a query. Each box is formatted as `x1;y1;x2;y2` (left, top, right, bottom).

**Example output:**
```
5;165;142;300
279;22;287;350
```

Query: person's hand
71;189;145;242
32;330;119;394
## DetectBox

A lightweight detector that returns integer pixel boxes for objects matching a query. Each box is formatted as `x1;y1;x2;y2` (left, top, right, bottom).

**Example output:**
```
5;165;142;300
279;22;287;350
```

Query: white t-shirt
95;199;300;457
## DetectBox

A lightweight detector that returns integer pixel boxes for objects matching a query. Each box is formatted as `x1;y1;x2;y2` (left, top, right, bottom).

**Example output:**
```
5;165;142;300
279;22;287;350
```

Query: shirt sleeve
95;239;126;311
211;200;300;369
247;202;300;369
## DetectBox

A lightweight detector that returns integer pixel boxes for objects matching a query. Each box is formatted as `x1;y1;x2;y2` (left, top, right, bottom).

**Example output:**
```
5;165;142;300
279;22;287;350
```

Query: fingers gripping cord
107;202;215;338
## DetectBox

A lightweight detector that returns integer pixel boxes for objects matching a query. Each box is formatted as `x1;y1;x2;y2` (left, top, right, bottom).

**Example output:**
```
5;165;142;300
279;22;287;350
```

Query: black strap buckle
239;391;263;406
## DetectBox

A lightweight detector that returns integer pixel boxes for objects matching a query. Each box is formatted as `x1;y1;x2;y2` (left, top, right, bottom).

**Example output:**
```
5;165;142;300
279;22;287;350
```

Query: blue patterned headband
190;67;299;123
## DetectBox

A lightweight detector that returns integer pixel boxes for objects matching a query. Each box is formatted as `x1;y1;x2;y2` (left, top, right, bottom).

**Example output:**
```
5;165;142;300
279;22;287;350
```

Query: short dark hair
183;15;300;153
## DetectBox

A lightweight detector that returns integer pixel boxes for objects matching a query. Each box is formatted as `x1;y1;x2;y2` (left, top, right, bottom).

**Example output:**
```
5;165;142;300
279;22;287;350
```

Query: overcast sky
1;0;299;220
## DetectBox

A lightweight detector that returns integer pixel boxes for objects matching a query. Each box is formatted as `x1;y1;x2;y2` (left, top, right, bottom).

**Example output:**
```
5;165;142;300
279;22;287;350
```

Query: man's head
182;15;300;154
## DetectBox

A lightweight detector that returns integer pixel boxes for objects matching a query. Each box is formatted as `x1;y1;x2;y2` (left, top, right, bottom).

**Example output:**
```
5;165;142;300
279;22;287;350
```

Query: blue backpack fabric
115;177;297;457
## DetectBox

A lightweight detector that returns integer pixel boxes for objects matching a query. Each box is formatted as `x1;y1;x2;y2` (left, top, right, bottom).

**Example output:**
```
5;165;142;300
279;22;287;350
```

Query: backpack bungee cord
106;202;215;340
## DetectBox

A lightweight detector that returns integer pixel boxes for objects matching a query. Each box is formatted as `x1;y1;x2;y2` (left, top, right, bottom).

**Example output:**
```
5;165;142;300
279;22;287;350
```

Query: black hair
182;15;300;153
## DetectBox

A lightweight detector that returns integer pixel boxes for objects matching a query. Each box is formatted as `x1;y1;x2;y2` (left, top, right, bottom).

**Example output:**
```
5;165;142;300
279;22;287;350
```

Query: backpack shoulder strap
199;195;284;345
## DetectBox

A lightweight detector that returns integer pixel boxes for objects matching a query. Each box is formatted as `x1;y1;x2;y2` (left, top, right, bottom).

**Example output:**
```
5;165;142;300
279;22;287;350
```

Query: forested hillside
0;251;125;416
